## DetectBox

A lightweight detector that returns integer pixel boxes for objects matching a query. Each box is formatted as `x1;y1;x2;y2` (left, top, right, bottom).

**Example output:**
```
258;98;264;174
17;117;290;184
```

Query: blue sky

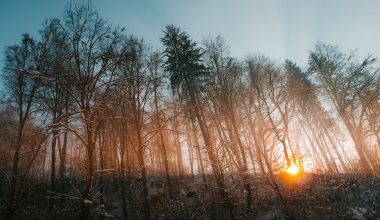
1;0;380;67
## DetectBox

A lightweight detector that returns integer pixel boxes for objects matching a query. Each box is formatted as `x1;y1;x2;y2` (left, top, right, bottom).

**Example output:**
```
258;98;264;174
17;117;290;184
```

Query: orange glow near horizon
286;162;301;176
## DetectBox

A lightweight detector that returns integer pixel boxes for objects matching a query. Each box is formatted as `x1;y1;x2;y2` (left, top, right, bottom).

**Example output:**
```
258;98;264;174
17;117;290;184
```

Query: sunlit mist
286;162;301;176
1;1;380;219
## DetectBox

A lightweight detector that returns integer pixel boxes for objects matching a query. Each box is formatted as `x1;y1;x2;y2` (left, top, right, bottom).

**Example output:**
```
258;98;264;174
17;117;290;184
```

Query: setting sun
286;162;300;176
1;0;380;219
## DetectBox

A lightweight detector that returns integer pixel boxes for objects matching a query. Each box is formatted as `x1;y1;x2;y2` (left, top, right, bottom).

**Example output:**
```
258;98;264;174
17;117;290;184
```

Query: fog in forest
1;1;380;219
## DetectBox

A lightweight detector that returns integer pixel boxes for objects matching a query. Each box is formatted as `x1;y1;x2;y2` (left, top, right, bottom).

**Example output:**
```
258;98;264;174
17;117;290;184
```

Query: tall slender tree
161;25;232;216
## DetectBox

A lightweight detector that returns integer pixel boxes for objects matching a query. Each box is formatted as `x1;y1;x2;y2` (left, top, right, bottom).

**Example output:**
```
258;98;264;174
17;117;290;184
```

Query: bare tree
203;36;252;212
161;26;233;218
1;33;49;216
60;2;125;217
309;43;380;173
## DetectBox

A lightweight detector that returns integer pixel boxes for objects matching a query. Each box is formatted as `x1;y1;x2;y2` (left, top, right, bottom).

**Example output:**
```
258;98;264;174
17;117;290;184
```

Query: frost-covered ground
1;174;380;219
252;174;380;219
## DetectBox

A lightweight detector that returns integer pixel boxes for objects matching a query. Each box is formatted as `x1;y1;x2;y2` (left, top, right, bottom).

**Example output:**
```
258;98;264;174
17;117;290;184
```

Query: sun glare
286;162;300;176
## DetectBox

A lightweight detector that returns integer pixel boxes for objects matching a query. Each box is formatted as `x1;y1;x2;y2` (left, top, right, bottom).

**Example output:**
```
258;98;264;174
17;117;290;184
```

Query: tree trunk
173;102;184;177
47;127;58;217
58;128;68;191
191;119;208;188
98;126;105;206
158;128;172;196
187;133;195;180
136;125;150;219
51;131;57;191
7;120;25;218
188;89;233;217
229;112;252;212
119;123;128;220
80;126;95;220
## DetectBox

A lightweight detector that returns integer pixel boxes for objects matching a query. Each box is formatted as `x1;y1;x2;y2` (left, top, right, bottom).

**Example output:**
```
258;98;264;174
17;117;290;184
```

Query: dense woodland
1;2;380;220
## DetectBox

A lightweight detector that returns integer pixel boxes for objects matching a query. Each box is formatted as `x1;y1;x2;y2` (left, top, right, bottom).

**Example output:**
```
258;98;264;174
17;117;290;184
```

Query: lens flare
286;162;300;176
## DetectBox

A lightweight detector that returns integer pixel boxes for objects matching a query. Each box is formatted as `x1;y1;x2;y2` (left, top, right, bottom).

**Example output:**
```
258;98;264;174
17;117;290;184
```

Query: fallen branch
93;168;117;175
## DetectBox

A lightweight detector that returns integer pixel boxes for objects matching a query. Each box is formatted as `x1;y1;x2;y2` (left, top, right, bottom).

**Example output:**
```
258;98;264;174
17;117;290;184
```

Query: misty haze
1;0;380;219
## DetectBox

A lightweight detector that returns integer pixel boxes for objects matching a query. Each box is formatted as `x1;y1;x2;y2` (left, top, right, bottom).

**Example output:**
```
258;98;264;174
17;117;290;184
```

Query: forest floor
1;173;380;219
